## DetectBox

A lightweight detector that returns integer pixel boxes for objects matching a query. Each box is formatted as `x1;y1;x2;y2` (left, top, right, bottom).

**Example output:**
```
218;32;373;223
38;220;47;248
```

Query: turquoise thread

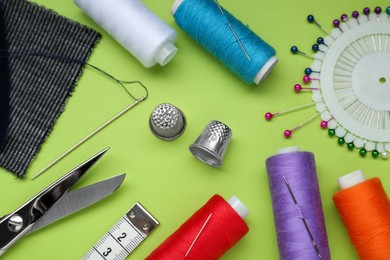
174;0;276;83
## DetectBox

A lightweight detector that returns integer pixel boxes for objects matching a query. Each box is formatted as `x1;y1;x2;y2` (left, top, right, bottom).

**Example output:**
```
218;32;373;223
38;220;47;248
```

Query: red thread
333;178;390;260
146;194;249;260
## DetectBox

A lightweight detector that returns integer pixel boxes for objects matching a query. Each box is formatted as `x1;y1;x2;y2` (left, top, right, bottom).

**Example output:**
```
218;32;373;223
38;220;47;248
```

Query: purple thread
265;151;330;260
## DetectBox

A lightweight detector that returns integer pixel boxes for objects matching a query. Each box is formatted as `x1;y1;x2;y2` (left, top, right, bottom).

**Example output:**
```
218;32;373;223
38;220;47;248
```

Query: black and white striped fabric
0;0;101;177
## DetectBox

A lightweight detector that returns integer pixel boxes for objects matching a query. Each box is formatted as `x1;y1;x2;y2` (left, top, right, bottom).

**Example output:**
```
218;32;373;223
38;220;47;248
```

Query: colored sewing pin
214;0;250;61
32;97;145;180
283;175;322;258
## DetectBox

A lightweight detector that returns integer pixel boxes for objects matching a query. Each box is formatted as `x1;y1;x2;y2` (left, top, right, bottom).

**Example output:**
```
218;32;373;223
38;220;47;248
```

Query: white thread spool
74;0;178;67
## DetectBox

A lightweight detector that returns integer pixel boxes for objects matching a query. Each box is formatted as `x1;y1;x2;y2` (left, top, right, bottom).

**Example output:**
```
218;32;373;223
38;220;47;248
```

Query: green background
1;0;389;259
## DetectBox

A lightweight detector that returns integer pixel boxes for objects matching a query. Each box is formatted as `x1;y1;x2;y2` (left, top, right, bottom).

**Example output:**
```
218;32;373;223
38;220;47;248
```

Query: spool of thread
265;147;330;260
146;194;249;259
74;0;178;67
171;0;277;84
333;170;390;259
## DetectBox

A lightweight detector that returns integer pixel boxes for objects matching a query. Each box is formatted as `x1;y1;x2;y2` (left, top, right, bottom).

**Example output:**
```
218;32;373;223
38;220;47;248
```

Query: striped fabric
0;1;9;147
0;0;101;177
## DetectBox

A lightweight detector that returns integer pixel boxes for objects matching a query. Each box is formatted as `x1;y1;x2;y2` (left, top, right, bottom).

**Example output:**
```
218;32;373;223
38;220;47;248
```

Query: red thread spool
146;194;249;259
333;170;390;259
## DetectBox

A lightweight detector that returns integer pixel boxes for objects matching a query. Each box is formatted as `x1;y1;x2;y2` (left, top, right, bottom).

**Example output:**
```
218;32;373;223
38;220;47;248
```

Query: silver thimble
149;103;186;140
189;120;232;167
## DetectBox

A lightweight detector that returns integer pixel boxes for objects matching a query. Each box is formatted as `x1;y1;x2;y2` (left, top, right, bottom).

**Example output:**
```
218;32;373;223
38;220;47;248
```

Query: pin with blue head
312;44;324;53
290;46;314;59
387;6;390;19
317;37;328;47
304;68;320;76
307;14;330;35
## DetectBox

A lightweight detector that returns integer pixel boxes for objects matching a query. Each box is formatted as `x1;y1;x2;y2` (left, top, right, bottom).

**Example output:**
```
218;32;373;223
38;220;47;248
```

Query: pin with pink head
303;75;318;83
283;113;320;138
320;117;333;129
265;112;276;121
294;83;318;92
265;103;318;124
284;130;293;138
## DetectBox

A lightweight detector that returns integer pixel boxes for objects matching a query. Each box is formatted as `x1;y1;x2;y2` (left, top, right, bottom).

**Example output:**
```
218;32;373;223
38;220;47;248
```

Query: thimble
189;120;232;167
149;103;186;140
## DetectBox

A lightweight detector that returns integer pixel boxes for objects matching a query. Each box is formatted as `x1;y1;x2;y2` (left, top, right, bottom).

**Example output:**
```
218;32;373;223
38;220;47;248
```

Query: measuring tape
82;202;159;260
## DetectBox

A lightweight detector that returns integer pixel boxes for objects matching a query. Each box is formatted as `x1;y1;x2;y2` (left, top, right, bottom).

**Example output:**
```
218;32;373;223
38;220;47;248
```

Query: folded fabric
0;2;9;147
0;0;101;178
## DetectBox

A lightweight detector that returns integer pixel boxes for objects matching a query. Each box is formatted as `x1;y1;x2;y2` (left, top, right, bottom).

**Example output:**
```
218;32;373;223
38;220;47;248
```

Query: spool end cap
277;146;300;154
338;169;366;190
155;42;178;66
253;56;278;84
228;196;249;219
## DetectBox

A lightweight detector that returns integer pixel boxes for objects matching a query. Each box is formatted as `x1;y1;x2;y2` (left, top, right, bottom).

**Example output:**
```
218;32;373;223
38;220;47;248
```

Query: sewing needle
31;97;145;180
185;213;213;258
214;0;251;61
282;175;322;259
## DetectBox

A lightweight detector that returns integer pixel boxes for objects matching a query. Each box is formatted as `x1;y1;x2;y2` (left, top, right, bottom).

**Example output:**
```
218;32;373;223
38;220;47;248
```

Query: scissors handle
0;148;108;255
0;206;35;255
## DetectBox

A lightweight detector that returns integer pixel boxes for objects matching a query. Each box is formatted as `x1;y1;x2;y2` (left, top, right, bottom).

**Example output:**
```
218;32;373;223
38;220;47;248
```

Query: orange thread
146;194;249;260
333;178;390;260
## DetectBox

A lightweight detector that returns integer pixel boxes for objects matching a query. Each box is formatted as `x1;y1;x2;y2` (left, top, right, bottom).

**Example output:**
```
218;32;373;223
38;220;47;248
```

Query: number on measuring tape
82;202;159;260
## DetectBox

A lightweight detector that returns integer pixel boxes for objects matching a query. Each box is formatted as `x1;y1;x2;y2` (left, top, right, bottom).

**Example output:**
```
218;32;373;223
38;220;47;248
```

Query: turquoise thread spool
171;0;277;84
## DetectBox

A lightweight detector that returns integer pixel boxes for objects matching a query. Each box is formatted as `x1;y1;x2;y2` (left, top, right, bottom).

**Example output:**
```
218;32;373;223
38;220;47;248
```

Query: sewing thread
74;0;177;67
265;148;330;260
333;176;390;259
146;194;249;259
171;0;277;84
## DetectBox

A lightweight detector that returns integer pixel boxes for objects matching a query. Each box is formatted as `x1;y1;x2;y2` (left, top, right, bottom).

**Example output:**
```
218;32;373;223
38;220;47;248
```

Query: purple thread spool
265;147;330;260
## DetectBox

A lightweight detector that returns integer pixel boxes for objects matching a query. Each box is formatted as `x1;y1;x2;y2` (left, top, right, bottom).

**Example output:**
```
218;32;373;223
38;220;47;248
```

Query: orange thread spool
333;170;390;259
146;194;249;259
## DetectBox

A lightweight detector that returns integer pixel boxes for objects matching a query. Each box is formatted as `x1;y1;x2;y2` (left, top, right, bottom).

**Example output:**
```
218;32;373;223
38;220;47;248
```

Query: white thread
74;0;178;67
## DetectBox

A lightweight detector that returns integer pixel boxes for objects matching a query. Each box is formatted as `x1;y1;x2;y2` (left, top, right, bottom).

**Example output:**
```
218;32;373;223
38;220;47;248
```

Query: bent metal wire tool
0;147;125;256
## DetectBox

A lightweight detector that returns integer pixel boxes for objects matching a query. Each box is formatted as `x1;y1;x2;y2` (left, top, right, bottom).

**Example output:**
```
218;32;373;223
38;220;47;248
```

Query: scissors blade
27;173;125;233
0;148;108;255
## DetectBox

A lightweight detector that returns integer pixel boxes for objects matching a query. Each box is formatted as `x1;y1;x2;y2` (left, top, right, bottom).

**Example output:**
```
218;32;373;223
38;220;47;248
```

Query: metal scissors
0;147;125;256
